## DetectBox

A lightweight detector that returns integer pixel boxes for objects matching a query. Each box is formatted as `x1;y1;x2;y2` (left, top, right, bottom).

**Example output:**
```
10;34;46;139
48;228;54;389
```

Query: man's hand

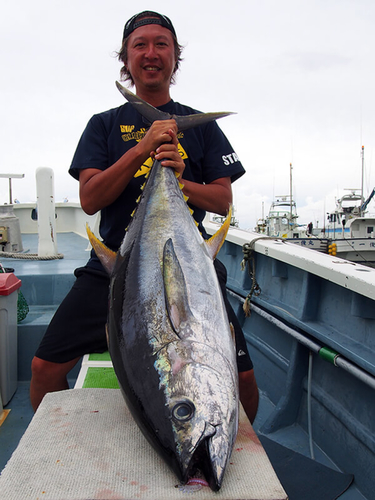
142;119;176;156
153;127;185;178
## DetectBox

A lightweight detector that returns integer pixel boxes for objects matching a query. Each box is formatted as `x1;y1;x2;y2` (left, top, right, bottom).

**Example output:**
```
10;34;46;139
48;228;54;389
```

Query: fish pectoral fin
163;238;192;335
86;223;117;275
205;206;232;260
169;304;181;333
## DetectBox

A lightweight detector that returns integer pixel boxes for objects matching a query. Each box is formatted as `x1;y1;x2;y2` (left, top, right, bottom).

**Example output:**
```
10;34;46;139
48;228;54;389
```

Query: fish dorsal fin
86;224;117;275
205;206;232;260
163;238;192;335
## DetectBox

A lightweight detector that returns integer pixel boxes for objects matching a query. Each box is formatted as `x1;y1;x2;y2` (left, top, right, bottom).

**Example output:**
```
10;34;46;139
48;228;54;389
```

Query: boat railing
13;202;99;239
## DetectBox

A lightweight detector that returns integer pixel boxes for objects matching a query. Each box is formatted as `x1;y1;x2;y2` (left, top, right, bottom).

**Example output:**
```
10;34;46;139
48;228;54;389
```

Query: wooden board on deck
0;389;287;500
0;409;10;427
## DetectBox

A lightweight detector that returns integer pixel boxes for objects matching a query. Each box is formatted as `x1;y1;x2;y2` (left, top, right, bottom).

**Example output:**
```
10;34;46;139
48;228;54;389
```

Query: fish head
165;358;238;491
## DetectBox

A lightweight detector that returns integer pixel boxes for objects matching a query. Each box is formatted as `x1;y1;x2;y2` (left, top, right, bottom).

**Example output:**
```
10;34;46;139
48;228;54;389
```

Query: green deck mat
82;367;119;389
88;351;111;362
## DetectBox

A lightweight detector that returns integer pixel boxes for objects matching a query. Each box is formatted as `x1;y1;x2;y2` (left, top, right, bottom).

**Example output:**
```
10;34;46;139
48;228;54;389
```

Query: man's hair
117;11;183;86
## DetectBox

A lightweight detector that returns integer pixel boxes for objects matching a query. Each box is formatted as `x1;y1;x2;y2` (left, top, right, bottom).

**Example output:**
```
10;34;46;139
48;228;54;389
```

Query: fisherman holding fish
30;11;259;424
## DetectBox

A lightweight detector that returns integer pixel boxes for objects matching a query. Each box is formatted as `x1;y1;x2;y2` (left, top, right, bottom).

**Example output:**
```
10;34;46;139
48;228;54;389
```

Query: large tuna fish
87;83;239;491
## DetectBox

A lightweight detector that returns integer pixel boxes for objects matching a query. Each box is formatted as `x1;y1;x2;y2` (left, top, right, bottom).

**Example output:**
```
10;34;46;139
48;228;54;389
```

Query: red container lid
0;273;22;296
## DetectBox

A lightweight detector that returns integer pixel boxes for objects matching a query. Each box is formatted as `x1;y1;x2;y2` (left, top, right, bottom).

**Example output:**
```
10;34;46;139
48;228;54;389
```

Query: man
30;11;259;422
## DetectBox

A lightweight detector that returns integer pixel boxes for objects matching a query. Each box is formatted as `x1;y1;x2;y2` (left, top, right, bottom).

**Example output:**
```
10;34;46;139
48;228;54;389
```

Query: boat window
367;226;374;234
328;214;337;223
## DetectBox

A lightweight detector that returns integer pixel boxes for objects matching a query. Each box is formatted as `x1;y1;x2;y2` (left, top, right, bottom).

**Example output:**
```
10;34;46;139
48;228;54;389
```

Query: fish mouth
181;422;229;492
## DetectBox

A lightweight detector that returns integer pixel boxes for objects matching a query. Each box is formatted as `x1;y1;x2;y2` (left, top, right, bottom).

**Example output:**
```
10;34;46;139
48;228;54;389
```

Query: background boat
255;150;375;267
254;193;329;252
320;188;375;267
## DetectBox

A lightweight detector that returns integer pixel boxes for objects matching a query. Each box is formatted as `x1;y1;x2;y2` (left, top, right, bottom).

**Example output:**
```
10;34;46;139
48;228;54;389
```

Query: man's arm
181;177;232;216
79;119;181;215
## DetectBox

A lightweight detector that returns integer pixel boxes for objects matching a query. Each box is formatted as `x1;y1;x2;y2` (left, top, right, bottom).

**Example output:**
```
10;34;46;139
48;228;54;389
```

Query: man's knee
30;356;80;412
31;356;49;380
31;356;79;381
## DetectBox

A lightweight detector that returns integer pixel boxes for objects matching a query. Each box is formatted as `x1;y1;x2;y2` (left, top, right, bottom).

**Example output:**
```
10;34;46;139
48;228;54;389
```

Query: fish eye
172;401;195;421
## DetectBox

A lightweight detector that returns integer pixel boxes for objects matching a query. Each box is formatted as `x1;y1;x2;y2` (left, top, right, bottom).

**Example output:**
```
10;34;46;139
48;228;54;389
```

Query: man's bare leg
30;356;81;411
239;369;259;424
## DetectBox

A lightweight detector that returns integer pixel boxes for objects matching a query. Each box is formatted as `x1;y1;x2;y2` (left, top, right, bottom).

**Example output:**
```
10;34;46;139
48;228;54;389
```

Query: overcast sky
1;0;375;230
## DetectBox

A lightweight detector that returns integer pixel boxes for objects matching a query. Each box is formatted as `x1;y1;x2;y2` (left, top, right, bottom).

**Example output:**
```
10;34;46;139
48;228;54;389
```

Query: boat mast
290;162;293;229
361;145;364;216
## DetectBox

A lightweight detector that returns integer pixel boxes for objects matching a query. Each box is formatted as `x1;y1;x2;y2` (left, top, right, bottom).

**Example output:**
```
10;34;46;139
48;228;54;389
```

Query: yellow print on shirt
121;126;184;144
121;128;147;143
120;125;135;133
134;142;188;178
120;124;186;178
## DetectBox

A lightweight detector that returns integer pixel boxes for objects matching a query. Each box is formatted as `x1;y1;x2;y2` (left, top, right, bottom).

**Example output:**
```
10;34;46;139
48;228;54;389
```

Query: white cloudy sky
1;0;375;230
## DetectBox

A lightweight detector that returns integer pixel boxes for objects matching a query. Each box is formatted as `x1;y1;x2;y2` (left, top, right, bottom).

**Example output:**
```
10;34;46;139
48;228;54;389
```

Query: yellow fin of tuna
205;205;232;260
86;224;117;275
230;322;236;344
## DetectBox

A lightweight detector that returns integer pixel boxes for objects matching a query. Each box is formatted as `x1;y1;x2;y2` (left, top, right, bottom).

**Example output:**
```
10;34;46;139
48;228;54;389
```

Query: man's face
125;24;177;93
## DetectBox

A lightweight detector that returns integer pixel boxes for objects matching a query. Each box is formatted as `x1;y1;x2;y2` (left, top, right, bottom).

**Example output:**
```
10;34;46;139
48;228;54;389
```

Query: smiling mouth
144;66;160;71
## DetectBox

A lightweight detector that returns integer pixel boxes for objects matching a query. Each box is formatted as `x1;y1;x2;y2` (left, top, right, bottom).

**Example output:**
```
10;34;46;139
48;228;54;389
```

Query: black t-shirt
69;99;245;270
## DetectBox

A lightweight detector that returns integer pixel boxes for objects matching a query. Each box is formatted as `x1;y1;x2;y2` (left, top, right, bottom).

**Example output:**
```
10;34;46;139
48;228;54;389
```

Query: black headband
123;11;176;41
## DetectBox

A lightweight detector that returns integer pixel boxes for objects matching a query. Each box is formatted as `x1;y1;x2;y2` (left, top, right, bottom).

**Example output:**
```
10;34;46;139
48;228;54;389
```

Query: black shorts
35;266;110;363
36;261;253;372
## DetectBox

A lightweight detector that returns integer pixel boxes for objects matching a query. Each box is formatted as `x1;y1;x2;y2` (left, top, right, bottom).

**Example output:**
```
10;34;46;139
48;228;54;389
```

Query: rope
241;236;280;317
0;251;64;260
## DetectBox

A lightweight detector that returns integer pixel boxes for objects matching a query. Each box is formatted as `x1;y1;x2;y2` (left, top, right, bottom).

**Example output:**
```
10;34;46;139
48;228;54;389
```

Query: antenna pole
361;145;364;216
290;163;293;228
